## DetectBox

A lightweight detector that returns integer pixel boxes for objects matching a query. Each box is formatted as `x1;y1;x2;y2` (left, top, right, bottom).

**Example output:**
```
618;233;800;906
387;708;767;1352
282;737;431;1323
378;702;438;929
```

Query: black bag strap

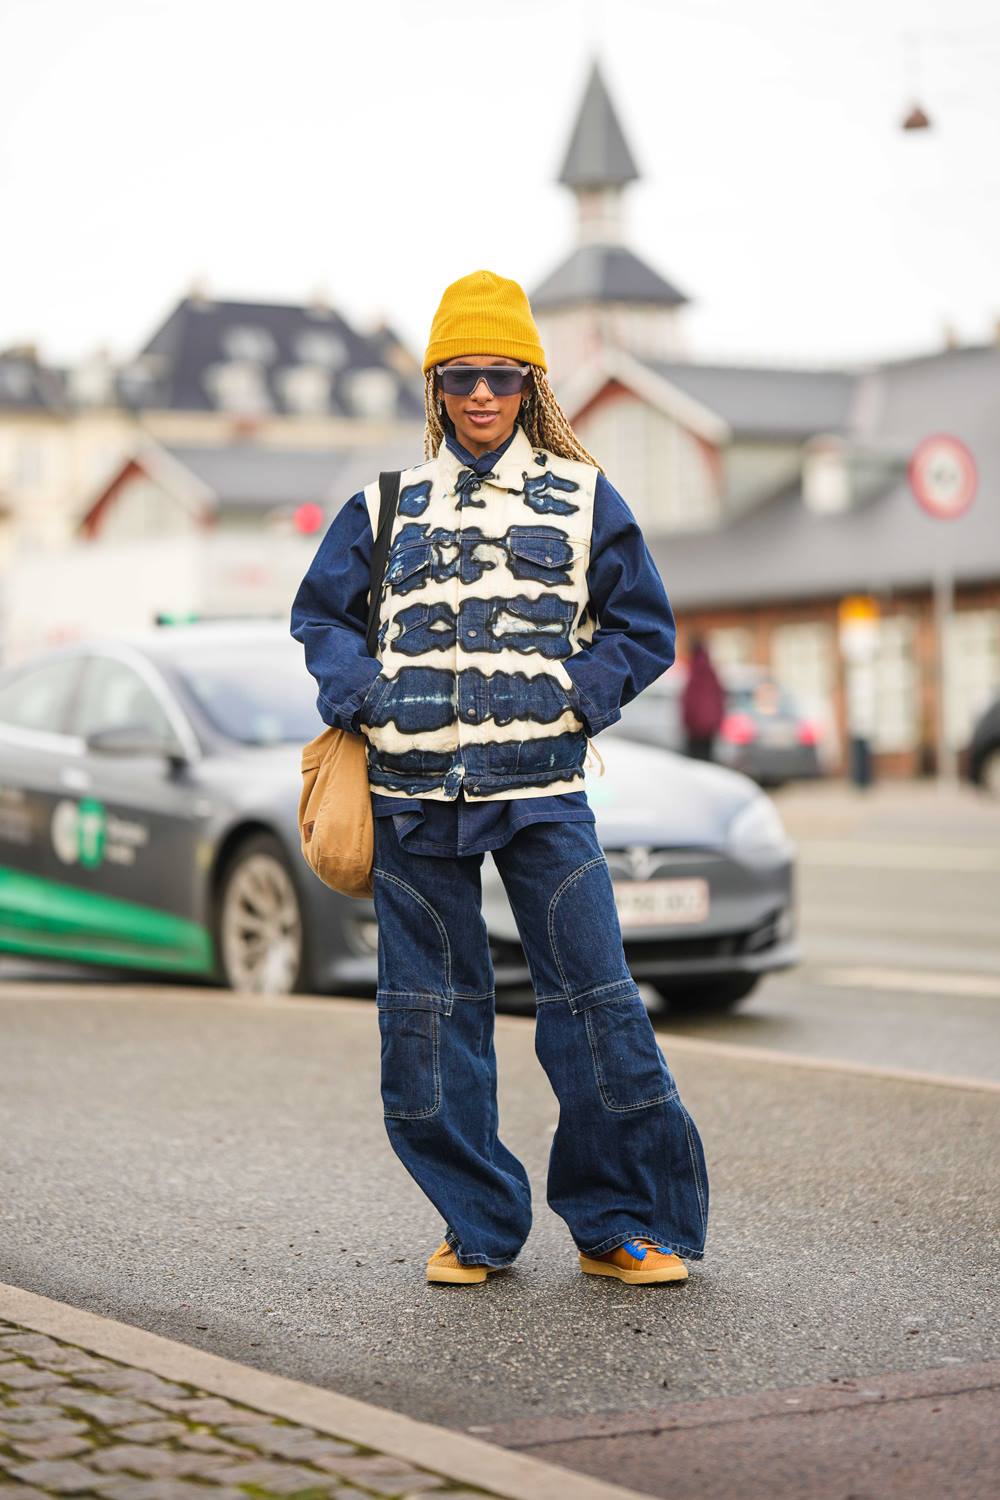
366;471;401;658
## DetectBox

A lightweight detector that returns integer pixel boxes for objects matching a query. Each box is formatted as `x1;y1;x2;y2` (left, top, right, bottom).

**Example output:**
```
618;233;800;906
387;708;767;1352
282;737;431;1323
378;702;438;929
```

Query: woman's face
437;353;527;457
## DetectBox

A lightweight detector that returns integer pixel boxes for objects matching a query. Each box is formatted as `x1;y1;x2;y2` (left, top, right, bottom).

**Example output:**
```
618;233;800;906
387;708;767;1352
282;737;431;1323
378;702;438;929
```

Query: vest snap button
468;707;477;717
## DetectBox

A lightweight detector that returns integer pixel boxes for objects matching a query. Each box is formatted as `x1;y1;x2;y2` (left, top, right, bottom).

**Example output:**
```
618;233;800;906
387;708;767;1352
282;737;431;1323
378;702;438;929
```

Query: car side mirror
84;723;189;764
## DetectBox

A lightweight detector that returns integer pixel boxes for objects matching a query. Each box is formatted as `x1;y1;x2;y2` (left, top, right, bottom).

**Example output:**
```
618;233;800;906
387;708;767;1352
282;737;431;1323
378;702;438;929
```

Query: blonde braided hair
423;366;605;473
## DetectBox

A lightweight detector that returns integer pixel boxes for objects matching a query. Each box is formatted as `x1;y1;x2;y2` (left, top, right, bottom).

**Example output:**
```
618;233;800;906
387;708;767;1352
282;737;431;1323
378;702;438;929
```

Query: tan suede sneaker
426;1241;505;1284
579;1237;689;1284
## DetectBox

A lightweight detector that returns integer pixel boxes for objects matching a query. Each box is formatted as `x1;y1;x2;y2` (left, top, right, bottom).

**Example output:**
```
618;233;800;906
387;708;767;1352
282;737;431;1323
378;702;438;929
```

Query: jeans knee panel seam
568;977;639;1009
546;855;608;995
373;866;452;991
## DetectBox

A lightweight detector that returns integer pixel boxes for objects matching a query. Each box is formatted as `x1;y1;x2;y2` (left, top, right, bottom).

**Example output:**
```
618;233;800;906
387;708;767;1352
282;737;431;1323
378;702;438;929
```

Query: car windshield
170;640;323;745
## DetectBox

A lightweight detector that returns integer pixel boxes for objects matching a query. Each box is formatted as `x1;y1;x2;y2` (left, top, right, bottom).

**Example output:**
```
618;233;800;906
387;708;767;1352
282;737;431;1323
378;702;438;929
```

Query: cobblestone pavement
0;1320;494;1500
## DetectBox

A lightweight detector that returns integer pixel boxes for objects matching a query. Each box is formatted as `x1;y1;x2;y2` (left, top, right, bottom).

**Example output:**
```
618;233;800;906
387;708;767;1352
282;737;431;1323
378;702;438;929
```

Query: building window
277;364;332;415
873;614;919;753
295;330;347;369
203;360;273;415
771;620;837;764
342;367;398;419
706;626;753;670
222;325;277;364
14;440;44;486
944;608;1000;749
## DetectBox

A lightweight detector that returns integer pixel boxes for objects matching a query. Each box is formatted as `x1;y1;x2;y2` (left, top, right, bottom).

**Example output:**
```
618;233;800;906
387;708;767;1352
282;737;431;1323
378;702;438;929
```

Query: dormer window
203;360;272;414
342;367;398;419
222;325;277;364
278;364;332;415
295;330;347;369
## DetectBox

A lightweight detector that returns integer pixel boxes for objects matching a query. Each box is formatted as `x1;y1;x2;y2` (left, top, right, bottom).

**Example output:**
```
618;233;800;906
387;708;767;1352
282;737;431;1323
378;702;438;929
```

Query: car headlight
728;795;791;857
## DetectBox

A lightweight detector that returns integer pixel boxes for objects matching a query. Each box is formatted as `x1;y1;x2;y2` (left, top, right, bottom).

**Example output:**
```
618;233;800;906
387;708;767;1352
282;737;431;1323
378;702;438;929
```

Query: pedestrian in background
681;635;725;760
291;270;708;1288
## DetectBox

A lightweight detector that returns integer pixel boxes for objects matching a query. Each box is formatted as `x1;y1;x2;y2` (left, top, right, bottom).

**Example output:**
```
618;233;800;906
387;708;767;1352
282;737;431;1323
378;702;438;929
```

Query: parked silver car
608;661;824;788
0;621;800;1010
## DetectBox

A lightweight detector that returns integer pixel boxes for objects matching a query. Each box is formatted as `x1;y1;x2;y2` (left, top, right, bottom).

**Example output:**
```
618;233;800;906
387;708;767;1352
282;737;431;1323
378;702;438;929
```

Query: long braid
423;369;445;461
423;366;605;473
523;367;605;471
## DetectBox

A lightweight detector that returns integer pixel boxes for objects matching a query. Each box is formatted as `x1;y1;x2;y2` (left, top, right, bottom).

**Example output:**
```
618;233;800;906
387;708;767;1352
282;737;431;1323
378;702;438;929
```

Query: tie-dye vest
360;422;599;802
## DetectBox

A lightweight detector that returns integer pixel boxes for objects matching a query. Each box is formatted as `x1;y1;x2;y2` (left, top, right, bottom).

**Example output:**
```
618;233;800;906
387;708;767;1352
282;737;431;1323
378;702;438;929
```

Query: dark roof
558;60;640;190
532;244;689;311
119;296;424;419
647;359;859;439
160;439;421;512
650;344;1000;606
0;349;68;413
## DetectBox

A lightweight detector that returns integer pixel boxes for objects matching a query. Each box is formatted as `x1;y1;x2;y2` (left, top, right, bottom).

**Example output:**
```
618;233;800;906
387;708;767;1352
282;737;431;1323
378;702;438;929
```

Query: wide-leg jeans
371;814;710;1268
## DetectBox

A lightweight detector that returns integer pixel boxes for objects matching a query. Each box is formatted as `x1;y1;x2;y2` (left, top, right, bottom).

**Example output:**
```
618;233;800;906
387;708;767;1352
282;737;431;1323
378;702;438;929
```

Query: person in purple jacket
290;270;708;1287
682;636;726;761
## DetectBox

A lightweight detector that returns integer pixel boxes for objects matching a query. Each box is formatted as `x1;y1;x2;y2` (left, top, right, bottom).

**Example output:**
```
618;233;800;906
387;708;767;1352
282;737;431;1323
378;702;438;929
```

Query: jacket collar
442;420;519;475
436;420;540;499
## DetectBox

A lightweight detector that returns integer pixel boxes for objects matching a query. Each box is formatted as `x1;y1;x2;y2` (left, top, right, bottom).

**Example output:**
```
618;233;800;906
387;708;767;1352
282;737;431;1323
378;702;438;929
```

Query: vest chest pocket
505;530;581;587
387;600;432;654
385;540;433;595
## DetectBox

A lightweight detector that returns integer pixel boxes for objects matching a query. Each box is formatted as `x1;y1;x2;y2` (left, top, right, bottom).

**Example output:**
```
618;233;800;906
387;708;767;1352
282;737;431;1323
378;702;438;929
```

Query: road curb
636;1032;1000;1093
0;1282;650;1500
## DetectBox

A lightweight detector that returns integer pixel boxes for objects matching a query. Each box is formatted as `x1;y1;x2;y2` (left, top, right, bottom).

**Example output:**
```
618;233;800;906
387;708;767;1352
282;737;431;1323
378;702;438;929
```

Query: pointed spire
558;58;640;191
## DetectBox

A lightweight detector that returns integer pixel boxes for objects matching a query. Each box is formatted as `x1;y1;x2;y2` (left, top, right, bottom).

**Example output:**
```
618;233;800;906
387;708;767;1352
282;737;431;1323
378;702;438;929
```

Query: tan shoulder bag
297;470;400;897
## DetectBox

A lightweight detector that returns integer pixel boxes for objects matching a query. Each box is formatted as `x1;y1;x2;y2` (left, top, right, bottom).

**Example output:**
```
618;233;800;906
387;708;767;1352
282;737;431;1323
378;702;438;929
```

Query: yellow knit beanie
423;269;547;373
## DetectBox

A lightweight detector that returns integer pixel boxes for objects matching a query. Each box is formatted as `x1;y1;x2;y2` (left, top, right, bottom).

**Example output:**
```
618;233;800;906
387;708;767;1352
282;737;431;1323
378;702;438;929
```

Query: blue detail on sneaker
624;1238;677;1259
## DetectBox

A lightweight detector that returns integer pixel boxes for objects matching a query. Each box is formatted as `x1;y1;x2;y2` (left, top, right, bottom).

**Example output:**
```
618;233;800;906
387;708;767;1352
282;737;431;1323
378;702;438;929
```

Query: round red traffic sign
908;433;977;519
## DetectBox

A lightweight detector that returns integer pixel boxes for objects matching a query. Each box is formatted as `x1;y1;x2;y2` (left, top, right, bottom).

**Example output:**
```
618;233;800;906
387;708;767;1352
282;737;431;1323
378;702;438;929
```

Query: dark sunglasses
435;363;530;397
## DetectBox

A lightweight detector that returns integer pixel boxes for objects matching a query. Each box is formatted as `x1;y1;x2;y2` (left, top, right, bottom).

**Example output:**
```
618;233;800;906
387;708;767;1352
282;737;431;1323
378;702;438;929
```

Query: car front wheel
213;832;308;995
652;973;760;1013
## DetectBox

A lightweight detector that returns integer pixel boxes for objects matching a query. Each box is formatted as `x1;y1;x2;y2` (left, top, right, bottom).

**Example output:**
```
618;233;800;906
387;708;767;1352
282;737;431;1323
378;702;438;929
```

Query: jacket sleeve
289;490;386;735
561;473;677;736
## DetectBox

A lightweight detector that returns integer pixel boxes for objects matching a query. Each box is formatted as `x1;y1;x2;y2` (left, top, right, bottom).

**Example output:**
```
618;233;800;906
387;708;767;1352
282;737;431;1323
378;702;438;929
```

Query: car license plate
613;878;710;927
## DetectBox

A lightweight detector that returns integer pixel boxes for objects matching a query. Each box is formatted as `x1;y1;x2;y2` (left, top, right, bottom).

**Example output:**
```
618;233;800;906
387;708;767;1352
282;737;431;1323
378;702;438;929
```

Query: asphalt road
1;983;997;1427
2;780;998;1495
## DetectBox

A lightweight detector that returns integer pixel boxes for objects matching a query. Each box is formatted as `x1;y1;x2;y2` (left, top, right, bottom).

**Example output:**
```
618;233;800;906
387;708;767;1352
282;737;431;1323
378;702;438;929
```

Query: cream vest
361;422;599;802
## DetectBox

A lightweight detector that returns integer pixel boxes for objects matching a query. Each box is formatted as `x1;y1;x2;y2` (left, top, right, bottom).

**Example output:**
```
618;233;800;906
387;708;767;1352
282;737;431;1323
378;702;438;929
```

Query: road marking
479;1360;1000;1449
0;1284;648;1500
647;1033;1000;1093
796;841;1000;871
816;967;1000;999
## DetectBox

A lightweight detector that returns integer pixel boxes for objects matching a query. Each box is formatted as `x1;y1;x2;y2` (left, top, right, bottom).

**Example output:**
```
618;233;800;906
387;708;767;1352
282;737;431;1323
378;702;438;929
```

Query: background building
531;60;1000;777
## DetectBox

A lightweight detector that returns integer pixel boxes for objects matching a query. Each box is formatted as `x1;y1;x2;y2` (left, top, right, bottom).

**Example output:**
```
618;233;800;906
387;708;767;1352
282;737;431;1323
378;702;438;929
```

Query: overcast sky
2;0;998;372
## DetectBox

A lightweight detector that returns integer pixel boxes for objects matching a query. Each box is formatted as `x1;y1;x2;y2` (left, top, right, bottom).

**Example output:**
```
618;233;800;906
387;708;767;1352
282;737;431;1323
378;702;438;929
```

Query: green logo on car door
51;797;107;868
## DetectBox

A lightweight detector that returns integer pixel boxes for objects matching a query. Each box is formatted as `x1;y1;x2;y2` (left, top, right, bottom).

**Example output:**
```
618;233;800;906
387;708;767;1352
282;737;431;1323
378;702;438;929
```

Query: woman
682;635;726;761
290;269;709;1287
